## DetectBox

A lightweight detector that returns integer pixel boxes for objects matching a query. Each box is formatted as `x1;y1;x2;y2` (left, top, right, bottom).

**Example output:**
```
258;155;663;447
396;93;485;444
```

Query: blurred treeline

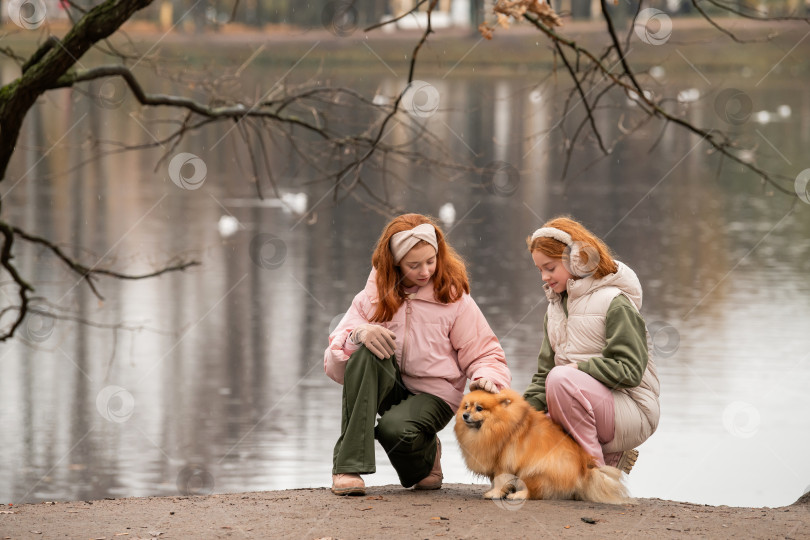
3;0;807;32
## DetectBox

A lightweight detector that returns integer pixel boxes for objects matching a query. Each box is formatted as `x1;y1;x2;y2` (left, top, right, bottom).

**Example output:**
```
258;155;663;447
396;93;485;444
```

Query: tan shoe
616;449;639;474
331;473;365;496
413;438;442;490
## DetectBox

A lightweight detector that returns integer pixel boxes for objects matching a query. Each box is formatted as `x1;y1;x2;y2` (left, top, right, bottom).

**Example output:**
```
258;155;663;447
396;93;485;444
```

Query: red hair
370;214;469;322
526;216;617;279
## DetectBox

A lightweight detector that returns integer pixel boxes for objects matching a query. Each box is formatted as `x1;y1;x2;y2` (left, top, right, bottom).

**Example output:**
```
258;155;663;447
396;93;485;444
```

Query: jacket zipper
401;294;414;375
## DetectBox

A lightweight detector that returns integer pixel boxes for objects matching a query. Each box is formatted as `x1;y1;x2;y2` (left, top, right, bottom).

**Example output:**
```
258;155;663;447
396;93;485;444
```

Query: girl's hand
470;377;498;393
352;324;397;359
564;362;579;369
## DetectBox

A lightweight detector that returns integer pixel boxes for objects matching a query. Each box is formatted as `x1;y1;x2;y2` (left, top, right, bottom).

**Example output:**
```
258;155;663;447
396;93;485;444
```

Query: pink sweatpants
546;365;618;467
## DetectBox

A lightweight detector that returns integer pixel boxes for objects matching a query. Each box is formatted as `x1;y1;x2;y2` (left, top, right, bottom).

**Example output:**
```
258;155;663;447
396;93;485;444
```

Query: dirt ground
2;484;808;539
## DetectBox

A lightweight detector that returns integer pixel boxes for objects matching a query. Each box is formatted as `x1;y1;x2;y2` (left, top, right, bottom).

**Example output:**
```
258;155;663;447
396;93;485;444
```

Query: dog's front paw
483;488;504;499
506;489;529;500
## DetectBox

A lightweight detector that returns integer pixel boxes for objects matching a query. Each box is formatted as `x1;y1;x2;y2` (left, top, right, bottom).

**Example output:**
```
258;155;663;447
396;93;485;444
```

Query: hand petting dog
469;377;498;393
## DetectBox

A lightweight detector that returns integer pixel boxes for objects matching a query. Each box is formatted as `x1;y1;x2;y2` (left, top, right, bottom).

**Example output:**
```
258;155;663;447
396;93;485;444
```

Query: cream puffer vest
545;262;660;453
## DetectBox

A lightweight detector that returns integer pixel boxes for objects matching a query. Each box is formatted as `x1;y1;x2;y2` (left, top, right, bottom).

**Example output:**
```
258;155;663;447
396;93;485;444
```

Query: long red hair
526;216;617;279
370;214;469;322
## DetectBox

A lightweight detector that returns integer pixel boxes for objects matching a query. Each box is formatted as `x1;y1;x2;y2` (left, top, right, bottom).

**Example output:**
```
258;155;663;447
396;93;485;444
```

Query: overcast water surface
1;44;809;509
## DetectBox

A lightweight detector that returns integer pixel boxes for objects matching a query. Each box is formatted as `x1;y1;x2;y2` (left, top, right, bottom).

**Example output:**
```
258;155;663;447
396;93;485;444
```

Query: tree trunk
0;0;154;183
571;0;591;19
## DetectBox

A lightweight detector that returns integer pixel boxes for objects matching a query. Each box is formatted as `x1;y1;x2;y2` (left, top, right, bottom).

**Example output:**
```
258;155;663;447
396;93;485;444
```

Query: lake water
1;30;809;509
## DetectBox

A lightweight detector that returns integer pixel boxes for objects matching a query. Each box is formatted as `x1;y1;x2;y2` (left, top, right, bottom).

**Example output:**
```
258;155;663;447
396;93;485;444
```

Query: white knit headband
530;227;572;246
390;223;439;263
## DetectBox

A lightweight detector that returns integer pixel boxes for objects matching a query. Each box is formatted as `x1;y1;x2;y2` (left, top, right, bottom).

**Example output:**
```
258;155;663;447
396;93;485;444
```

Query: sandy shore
2;485;808;539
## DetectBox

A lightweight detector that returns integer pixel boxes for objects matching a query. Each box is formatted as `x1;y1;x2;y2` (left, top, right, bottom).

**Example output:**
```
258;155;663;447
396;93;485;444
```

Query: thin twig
553;40;609;155
365;0;430;32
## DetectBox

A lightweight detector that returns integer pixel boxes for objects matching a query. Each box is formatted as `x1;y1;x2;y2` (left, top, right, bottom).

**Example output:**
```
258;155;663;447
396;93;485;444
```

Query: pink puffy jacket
324;269;511;410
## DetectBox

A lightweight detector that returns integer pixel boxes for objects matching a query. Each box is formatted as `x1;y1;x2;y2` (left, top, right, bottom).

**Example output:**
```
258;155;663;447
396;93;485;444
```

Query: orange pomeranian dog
454;389;630;504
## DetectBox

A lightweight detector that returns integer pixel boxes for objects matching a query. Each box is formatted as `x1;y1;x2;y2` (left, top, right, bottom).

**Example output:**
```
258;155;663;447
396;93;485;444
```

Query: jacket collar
363;267;441;304
543;261;643;310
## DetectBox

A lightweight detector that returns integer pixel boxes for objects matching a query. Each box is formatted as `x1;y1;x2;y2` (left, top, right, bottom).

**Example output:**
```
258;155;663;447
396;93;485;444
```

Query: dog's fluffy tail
578;465;632;504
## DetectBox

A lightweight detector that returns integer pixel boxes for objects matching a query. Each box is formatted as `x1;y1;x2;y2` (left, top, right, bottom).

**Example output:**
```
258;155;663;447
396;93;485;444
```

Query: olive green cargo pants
332;346;454;488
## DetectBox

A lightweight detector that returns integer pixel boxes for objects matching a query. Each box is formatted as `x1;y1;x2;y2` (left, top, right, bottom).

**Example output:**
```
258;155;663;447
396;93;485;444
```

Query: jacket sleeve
450;295;511;390
523;313;555;412
324;292;369;384
577;295;649;389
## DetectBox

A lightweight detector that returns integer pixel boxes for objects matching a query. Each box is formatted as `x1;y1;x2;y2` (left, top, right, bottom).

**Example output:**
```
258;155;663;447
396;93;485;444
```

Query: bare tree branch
53;65;334;138
0;45;27;65
0;222;34;341
10;223;200;300
315;0;439;217
702;0;810;22
690;0;773;43
2;0;806;345
553;40;609;156
1;0;153;182
520;9;795;195
407;0;439;84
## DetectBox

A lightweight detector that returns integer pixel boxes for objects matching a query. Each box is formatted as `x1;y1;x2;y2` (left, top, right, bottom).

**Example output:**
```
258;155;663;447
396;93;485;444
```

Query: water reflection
1;57;809;509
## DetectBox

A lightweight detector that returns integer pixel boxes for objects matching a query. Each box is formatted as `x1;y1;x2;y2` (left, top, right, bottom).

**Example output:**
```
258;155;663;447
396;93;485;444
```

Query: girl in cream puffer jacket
523;216;660;472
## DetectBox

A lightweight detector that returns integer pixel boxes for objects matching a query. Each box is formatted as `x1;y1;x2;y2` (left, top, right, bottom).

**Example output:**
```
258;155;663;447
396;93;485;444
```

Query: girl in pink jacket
325;213;511;496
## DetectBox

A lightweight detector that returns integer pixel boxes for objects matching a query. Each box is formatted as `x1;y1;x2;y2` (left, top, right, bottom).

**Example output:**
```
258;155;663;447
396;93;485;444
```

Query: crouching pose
325;213;511;495
523;216;660;474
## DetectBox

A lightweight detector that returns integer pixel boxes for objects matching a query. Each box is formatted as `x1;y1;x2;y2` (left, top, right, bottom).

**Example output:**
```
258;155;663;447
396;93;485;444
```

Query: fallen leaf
581;517;597;524
115;534;130;537
0;511;15;514
564;525;571;529
366;496;384;500
359;507;373;511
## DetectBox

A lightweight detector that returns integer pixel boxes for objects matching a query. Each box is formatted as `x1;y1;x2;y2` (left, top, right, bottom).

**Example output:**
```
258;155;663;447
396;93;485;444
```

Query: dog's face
456;389;516;431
